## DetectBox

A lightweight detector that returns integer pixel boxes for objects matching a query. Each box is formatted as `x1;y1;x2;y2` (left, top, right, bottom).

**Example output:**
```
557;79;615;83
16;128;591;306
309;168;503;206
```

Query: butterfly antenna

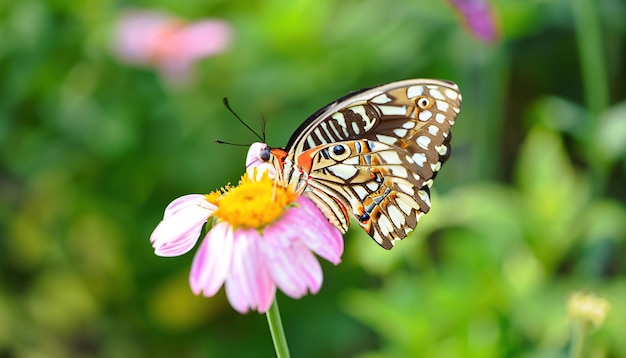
214;139;251;146
260;113;268;142
223;97;264;142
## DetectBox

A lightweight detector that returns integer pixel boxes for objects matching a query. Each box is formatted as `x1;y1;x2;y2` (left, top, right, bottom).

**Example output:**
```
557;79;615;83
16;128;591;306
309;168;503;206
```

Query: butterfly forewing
278;79;461;249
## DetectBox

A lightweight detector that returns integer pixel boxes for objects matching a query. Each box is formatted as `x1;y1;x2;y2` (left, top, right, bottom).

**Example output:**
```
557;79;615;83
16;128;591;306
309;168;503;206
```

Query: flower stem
266;298;291;358
572;0;609;118
570;319;587;358
572;0;609;195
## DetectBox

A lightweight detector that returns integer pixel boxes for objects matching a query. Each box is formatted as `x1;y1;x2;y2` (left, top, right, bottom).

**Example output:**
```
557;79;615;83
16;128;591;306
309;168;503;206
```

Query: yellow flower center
206;172;298;229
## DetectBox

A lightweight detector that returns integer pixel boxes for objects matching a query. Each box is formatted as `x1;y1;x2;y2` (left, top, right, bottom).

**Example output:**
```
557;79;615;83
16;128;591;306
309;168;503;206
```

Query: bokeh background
1;0;625;357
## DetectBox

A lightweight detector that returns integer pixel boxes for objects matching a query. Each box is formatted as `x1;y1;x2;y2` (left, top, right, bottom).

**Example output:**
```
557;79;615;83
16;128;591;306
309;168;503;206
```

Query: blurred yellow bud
567;292;610;330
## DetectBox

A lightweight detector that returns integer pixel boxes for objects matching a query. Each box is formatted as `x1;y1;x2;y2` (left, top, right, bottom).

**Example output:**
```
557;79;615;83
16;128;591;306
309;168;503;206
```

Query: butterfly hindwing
276;79;462;249
298;139;431;249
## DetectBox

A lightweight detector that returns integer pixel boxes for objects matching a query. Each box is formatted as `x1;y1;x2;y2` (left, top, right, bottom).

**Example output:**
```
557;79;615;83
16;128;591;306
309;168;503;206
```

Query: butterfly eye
333;145;345;155
328;144;351;161
260;147;271;161
416;96;433;109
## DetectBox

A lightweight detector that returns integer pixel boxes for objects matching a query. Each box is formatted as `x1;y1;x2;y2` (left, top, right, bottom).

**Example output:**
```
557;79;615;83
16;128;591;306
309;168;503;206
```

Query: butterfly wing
283;79;462;249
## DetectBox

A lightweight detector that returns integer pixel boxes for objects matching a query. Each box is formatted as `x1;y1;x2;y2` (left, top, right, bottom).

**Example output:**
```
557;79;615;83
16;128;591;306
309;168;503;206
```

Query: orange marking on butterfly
270;148;288;169
295;147;320;173
332;196;349;224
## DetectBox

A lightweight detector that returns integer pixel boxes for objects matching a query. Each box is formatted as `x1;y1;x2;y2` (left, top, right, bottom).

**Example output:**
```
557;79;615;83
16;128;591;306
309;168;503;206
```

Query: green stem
570;319;587;358
266;298;291;358
572;0;609;118
572;0;610;196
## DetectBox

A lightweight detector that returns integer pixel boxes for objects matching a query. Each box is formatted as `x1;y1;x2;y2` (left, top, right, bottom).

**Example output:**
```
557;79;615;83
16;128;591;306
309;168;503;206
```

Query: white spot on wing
343;157;360;165
330;164;359;180
397;183;414;196
393;128;407;137
320;123;334;141
378;215;393;237
431;162;442;172
397;192;421;210
378;105;406;116
397;198;412;214
407;85;424;98
332;113;349;136
445;89;458;99
430;89;445;100
428;125;439;135
436;145;448;155
314;128;325;143
366;181;378;191
327;120;342;138
380;151;402;164
351;106;376;131
372;231;384;245
353;185;368;200
371;93;392;104
403;121;416;129
351;121;360;134
387;205;405;228
436;101;449;111
376;134;396;145
435;113;446;123
418;189;431;207
416;136;431;150
412;152;427;167
390;166;408;177
332;112;346;127
418;110;432;121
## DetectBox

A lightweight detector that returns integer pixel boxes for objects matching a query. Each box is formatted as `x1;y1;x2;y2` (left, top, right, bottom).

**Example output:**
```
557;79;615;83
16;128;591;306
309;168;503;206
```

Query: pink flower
449;0;499;43
113;10;232;84
150;144;343;313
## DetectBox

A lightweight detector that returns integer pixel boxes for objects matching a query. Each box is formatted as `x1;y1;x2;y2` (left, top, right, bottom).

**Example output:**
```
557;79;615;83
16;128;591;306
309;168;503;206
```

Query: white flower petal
263;237;322;298
277;197;344;264
225;229;275;313
163;194;214;219
150;198;213;257
189;222;234;297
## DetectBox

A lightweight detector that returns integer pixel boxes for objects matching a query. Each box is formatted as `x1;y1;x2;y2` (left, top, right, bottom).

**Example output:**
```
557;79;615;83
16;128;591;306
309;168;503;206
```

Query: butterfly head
246;142;290;180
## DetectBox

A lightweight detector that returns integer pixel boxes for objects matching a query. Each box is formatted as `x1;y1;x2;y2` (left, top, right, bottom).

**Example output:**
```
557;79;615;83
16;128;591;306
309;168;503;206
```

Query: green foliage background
1;0;625;357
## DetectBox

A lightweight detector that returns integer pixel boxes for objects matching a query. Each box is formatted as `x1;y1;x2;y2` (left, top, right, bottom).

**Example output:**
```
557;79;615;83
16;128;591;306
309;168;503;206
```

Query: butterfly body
260;79;461;249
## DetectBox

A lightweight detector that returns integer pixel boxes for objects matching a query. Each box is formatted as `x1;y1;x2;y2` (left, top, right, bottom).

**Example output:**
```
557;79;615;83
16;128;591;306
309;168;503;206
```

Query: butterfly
253;79;462;249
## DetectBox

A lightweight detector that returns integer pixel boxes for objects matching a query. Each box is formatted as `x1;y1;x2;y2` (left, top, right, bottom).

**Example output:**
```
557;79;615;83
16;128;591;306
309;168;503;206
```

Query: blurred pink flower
449;0;499;43
150;143;343;313
113;10;232;84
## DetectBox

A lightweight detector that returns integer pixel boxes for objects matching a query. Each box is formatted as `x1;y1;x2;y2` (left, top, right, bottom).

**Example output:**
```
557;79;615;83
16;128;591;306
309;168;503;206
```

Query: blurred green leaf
1;0;625;356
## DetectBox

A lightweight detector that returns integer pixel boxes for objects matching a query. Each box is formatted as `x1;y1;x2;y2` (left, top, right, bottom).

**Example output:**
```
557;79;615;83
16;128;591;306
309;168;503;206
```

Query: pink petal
167;20;232;62
262;237;323;298
114;10;176;64
189;222;234;296
150;196;214;257
449;0;499;43
283;197;344;264
155;20;232;81
164;194;214;219
224;229;275;313
113;10;232;85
